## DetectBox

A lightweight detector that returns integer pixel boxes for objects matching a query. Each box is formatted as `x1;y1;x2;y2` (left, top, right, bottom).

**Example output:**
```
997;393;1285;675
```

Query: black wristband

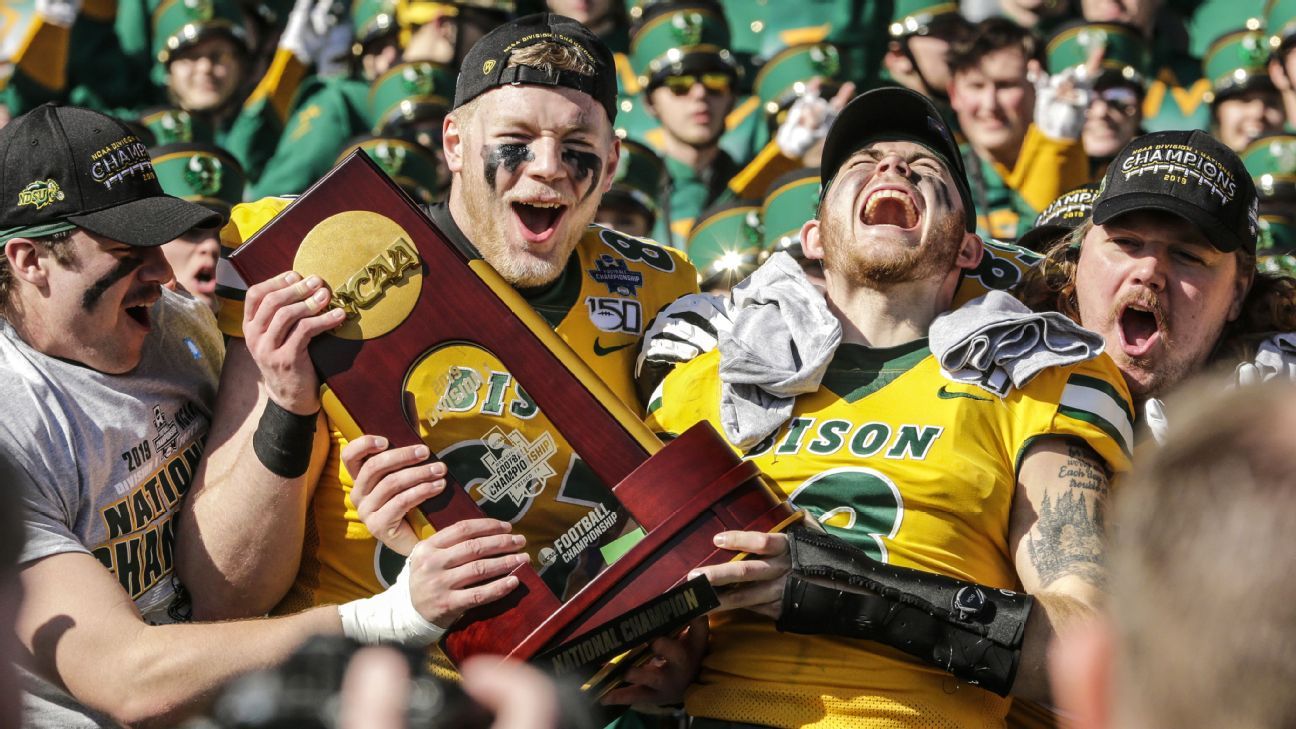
252;399;318;478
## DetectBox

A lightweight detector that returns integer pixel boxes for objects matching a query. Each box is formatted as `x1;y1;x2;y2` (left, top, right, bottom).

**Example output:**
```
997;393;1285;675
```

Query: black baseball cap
453;13;618;123
1093;130;1259;254
1017;182;1100;252
819;86;976;232
0;104;219;246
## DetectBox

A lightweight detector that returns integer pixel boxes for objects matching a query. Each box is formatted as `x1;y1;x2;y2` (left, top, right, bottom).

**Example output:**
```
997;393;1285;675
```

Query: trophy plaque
229;152;799;688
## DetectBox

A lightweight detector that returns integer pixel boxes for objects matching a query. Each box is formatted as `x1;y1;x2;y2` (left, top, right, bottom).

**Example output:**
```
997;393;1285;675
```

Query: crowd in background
5;1;1296;728
6;0;1296;301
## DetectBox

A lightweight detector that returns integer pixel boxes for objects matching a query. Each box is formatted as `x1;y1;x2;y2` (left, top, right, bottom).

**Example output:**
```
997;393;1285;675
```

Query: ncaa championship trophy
229;152;799;694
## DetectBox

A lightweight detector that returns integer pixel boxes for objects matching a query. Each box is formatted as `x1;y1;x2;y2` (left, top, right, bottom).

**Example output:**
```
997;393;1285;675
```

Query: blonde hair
451;40;597;125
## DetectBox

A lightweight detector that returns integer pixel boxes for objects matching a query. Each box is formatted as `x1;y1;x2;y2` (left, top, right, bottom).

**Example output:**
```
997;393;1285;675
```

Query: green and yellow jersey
963;124;1090;242
646;342;1134;729
956;238;1046;308
218;198;699;674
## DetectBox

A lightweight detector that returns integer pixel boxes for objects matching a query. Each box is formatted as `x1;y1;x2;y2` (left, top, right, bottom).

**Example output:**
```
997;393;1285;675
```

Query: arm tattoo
1056;445;1107;491
1028;444;1109;589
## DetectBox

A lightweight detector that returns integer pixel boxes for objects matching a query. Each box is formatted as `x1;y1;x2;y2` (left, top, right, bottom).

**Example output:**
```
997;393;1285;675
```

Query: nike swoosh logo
937;385;993;402
593;339;634;357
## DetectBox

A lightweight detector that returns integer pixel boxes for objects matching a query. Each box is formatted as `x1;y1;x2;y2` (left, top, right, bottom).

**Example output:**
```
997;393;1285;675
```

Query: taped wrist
775;528;1033;696
252;399;317;478
338;559;445;647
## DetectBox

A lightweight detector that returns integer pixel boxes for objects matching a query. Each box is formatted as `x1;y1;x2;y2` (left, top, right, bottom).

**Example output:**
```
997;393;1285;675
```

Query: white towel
930;290;1104;397
1235;332;1296;385
718;252;841;449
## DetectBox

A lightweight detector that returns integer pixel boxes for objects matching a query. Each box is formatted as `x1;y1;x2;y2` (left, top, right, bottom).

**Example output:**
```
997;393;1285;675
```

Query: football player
643;86;1135;727
177;12;700;695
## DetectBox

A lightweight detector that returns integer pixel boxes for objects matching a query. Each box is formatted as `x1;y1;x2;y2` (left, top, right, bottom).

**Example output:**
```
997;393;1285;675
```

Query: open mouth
1118;302;1162;356
192;265;217;295
125;304;151;329
511;201;568;243
861;188;920;230
124;289;160;330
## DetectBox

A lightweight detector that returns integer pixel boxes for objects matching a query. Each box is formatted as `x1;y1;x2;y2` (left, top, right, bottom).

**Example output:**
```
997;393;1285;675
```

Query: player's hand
635;292;731;403
243;271;345;415
599;617;709;708
343;435;448;556
687;531;790;619
406;519;528;628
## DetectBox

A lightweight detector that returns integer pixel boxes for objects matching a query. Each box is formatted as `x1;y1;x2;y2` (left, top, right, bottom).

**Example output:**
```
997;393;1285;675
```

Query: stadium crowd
2;0;1296;727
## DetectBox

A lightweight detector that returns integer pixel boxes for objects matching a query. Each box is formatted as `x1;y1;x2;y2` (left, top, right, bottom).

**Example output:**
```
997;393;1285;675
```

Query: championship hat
150;141;246;219
153;0;249;64
629;1;737;91
762;166;821;259
338;135;444;205
0;104;220;246
1017;182;1100;252
819;86;975;232
370;61;456;134
1203;26;1276;102
686;201;763;289
1093;130;1259;253
454;12;619;123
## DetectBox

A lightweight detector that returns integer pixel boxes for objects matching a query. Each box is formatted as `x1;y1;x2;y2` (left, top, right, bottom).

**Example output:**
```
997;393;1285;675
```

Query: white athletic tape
338;559;446;646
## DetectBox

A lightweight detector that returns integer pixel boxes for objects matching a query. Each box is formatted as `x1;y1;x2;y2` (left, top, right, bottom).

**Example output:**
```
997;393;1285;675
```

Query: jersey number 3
787;466;904;563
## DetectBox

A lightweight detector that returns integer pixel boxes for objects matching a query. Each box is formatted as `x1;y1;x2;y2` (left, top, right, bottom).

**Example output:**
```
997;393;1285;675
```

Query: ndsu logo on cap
17;180;66;210
670;12;705;46
184;155;224;196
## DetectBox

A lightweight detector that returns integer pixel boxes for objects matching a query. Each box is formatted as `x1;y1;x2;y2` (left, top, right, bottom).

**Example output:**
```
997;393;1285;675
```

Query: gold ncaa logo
292;211;423;341
483;59;496;75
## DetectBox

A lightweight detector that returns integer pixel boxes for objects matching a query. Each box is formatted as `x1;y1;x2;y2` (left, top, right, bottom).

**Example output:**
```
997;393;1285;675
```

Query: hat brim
1017;223;1075;252
68;195;221;248
820;87;975;232
1093;191;1247;253
643;51;739;88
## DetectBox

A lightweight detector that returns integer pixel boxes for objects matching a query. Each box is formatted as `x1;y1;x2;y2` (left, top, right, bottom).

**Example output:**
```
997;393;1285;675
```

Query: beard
458;160;588;289
819;204;966;286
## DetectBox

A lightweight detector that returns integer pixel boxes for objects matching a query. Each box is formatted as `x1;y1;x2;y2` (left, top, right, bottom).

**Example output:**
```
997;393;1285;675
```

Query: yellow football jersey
646;341;1134;729
217;199;697;673
954;238;1045;309
277;223;697;615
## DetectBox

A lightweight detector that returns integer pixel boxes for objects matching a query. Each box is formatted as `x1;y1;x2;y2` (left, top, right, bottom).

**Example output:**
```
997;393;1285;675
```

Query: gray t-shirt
0;288;224;726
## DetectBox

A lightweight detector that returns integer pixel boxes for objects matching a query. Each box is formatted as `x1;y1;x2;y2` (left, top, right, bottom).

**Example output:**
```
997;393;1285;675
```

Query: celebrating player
0;104;466;728
1017;130;1296;430
177;12;701;699
642;86;1135;726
